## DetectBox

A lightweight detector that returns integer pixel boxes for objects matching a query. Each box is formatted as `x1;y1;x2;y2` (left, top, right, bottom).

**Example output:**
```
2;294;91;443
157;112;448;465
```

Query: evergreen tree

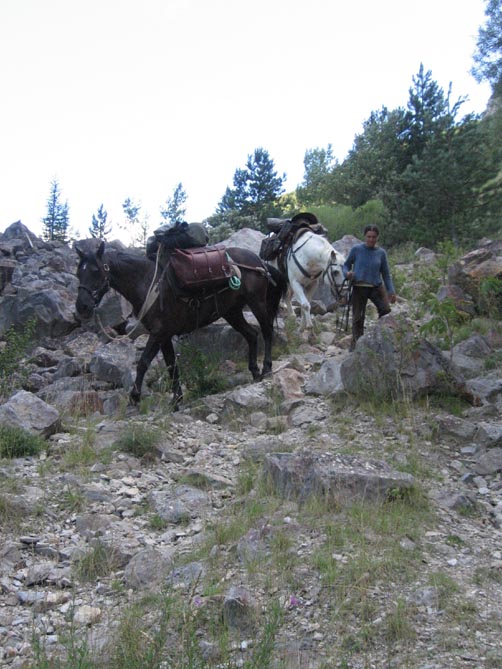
329;106;410;208
89;204;111;240
326;65;498;246
296;145;337;206
469;1;502;238
472;0;502;94
42;178;70;242
121;198;150;249
214;148;285;233
122;197;141;226
160;182;187;225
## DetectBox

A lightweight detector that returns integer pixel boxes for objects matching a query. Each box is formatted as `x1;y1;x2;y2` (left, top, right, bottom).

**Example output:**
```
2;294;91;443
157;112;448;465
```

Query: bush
113;424;160;459
311;200;386;242
0;425;46;459
0;319;36;399
177;341;227;400
479;277;502;319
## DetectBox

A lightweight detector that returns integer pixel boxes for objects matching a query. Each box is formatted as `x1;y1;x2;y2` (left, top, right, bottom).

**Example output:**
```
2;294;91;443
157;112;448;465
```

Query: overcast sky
0;0;492;241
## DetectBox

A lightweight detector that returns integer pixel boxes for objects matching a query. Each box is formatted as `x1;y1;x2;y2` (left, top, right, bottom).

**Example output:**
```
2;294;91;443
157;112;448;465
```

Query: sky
0;0;493;242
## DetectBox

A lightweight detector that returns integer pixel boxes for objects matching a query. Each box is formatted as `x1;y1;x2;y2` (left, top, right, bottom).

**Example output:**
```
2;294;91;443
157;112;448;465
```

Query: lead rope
96;246;163;341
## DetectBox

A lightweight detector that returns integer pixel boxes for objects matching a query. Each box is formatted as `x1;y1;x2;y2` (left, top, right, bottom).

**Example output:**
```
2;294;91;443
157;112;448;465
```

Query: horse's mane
106;248;154;272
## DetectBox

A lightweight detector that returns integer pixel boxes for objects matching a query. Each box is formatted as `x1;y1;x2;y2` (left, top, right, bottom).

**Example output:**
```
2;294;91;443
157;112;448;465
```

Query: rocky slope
0;223;502;668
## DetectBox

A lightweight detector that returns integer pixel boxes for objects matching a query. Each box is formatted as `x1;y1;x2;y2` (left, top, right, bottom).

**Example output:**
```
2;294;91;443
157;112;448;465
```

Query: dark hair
363;225;380;236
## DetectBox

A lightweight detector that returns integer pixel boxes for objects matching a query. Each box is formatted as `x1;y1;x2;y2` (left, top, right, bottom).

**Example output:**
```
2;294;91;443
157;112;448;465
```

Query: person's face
364;230;378;248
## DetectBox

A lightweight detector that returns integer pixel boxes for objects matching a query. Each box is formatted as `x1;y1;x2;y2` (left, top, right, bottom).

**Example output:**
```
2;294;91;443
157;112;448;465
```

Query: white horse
280;230;346;330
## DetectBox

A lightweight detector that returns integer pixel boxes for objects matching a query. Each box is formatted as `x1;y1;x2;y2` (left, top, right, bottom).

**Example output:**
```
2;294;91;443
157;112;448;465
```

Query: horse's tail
265;263;288;320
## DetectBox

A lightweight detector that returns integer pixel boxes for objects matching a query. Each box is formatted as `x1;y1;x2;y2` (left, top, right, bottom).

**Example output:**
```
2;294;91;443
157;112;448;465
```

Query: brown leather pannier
169;244;234;290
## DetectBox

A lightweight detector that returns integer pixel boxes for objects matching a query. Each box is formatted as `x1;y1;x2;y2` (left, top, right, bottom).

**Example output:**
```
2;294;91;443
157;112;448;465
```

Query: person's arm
381;251;396;301
343;248;355;280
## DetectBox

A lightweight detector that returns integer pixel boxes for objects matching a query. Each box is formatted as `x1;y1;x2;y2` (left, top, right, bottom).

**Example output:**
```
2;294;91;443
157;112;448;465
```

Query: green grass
0;424;46;459
74;541;121;582
112;424;161;459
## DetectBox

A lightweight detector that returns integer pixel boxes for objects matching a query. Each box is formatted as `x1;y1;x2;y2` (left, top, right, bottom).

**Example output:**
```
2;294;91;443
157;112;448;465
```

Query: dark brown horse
74;239;287;406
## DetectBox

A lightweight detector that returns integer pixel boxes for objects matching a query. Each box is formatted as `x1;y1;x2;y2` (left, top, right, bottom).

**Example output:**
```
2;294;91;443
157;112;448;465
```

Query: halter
323;264;348;301
78;259;111;306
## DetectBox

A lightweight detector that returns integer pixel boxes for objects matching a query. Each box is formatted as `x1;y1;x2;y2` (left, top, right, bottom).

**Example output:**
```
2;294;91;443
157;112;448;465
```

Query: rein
323;265;347;300
93;249;164;342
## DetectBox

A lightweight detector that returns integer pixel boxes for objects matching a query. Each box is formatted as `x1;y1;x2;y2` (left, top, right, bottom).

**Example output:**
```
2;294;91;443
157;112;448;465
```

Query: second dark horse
74;240;287;407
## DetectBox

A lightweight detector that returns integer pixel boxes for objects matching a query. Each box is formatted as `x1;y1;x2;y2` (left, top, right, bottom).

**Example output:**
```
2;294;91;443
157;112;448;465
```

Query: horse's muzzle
75;287;96;319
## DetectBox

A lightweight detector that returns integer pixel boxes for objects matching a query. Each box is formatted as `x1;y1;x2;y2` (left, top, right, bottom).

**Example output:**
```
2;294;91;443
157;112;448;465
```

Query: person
342;225;396;351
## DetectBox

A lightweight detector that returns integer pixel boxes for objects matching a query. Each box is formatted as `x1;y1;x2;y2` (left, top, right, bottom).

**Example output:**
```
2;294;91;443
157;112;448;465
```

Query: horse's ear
74;242;85;260
97;241;105;258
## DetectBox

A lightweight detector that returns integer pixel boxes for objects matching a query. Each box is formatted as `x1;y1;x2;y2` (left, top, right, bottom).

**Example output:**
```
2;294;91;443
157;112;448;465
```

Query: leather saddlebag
169;244;234;290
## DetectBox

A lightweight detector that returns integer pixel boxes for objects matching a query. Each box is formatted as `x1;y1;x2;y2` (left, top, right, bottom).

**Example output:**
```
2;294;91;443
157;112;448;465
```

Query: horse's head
324;249;347;300
74;240;110;319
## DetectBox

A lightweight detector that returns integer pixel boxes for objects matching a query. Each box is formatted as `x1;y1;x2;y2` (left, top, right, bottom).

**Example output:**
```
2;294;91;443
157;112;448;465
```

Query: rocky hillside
1;222;502;669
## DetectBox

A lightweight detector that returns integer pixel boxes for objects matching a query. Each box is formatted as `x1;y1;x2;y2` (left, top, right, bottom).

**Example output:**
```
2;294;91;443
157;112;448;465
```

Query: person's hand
389;293;397;304
346;271;354;280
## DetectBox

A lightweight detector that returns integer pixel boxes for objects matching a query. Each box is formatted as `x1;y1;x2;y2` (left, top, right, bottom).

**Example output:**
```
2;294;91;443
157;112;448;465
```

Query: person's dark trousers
350;285;391;349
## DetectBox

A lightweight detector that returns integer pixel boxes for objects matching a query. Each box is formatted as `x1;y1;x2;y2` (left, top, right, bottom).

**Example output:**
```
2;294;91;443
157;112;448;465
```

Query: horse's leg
223;309;260;380
290;278;313;330
159;338;183;408
130;336;160;404
285;286;295;317
243;299;276;378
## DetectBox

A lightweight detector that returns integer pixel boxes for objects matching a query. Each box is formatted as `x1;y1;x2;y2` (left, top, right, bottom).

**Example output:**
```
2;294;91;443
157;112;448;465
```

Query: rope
95;246;163;341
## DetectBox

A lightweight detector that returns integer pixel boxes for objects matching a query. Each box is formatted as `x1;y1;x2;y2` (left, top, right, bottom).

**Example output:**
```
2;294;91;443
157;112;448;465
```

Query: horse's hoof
171;396;183;412
129;393;140;406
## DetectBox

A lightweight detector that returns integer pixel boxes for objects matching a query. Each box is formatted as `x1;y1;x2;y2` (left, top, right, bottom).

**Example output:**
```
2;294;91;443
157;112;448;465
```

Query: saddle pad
169;244;233;289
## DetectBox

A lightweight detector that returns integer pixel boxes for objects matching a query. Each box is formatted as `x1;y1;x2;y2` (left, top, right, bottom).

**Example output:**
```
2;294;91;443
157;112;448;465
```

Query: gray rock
264;452;414;505
74;513;119;539
222;585;259;633
89;340;136;388
124;547;173;589
237;527;270;565
340;317;478;404
223;384;270;413
475;448;502;476
0;390;60;437
167;561;206;588
148;485;210;522
434;415;478;444
304;356;347;396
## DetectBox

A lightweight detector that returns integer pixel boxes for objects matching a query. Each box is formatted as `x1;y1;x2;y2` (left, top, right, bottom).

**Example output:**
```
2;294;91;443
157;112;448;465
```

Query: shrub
113;424;160;459
0;425;46;459
479;276;502;319
177;341;227;400
0;319;36;399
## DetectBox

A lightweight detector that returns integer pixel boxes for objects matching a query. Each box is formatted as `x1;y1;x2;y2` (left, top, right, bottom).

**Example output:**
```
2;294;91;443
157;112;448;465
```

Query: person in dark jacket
343;225;396;351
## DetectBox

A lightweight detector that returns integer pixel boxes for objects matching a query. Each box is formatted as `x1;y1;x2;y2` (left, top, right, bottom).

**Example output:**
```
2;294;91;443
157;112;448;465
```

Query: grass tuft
0;425;46;459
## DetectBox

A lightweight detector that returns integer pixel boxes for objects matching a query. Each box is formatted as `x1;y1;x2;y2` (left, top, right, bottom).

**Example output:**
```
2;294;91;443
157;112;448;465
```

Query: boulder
448;247;502;311
340;316;478;404
221;227;264;254
264;451;415;505
0;390;60;437
89;340;136;388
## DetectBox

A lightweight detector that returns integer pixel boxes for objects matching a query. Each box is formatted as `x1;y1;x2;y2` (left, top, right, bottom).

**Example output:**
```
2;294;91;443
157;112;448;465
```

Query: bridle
323;260;348;303
77;259;111;307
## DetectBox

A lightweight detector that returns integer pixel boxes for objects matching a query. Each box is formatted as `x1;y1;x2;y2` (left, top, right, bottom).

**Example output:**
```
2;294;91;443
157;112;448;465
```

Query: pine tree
214;148;286;232
89;204;111;240
472;0;502;94
122;198;150;249
42;178;70;242
160;182;188;225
